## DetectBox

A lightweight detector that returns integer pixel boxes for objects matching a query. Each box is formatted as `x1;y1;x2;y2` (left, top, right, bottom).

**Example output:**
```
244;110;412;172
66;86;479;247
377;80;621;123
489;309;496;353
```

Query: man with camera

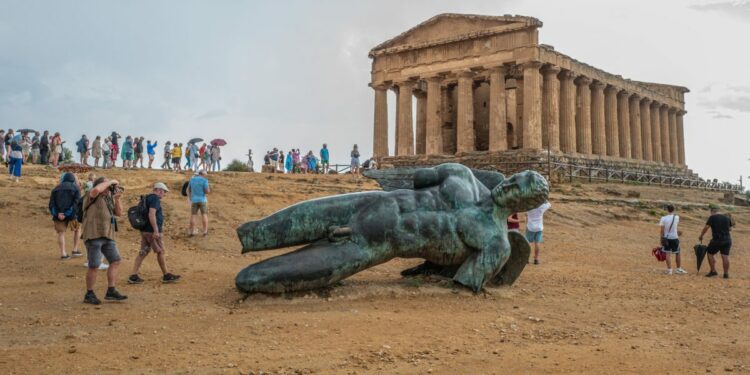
81;177;127;305
128;182;181;284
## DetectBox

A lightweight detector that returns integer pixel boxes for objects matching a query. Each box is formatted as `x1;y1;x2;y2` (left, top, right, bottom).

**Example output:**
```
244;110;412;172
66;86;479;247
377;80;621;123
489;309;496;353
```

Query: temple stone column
660;105;670;164
677;110;686;165
415;90;427;155
396;81;415;156
668;108;679;165
522;61;543;149
628;94;642;160
456;70;475;153
372;84;389;157
575;76;593;154
617;90;631;159
541;65;561;151
640;98;653;161
425;77;442;155
558;70;577;153
488;66;507;152
650;101;662;163
590;80;606;156
604;85;620;157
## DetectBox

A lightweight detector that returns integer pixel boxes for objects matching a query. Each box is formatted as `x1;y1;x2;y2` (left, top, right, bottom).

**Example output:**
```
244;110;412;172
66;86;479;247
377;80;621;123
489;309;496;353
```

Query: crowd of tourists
261;143;376;175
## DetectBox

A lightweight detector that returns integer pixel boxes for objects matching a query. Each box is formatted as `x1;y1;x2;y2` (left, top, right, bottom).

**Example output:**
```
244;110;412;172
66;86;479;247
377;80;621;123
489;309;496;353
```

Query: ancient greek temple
369;14;689;171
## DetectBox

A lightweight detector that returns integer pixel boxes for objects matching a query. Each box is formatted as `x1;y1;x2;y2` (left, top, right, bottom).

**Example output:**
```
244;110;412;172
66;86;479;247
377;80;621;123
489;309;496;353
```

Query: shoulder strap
666;214;676;234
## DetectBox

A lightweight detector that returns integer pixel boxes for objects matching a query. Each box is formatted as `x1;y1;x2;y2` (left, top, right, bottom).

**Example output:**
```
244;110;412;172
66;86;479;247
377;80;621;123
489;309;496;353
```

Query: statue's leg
490;231;530;286
235;240;386;293
237;192;384;252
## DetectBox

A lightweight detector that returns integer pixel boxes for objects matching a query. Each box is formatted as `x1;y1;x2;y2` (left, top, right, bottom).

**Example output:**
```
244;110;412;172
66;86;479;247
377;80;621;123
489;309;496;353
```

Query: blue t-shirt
320;148;329;161
189;176;209;203
147;141;158;155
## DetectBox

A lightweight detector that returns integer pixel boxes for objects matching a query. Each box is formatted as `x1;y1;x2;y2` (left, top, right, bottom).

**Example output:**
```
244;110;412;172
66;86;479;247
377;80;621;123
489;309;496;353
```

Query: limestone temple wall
369;13;690;175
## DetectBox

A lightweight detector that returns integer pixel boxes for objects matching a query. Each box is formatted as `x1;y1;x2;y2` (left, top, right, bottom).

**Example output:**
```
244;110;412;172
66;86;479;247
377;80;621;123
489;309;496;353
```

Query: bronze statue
236;163;549;294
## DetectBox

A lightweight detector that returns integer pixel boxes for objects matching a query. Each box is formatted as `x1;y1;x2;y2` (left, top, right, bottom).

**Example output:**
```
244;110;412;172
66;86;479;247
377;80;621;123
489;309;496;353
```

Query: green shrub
224;159;250;172
62;147;73;163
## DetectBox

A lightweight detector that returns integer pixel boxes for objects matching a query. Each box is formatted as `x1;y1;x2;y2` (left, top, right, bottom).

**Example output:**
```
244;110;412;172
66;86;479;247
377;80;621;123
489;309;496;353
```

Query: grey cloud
690;1;750;19
708;110;734;119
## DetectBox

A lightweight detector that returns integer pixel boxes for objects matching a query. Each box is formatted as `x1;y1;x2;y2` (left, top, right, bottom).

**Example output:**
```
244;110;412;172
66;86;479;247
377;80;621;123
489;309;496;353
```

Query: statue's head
491;170;549;213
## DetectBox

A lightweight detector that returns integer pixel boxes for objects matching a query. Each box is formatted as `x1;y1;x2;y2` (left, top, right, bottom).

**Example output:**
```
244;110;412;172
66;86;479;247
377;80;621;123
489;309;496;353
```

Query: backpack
181;181;190;197
127;195;150;230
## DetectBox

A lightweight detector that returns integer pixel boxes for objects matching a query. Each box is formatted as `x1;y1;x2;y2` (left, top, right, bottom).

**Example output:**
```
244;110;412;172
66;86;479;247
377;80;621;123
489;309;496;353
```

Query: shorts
191;202;208;215
662;238;680;253
54;219;80;233
139;232;165;256
707;239;732;256
350;158;360;168
135;152;142;159
85;238;121;269
172;157;180;164
321;159;329;166
525;230;543;243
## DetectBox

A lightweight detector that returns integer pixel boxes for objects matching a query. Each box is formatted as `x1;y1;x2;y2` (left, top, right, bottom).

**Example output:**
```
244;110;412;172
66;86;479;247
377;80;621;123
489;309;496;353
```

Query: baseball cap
154;182;170;192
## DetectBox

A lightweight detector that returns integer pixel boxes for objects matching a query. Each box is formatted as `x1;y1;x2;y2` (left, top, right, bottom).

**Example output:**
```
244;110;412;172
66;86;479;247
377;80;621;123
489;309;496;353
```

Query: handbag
661;214;676;247
652;246;667;262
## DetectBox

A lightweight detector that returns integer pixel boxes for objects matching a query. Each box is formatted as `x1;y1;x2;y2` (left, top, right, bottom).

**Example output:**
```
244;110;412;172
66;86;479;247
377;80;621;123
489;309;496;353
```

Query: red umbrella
211;138;227;146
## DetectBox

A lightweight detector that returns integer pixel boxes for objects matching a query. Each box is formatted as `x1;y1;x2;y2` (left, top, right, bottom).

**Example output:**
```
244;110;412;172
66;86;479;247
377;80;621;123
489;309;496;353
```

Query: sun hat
154;182;170;192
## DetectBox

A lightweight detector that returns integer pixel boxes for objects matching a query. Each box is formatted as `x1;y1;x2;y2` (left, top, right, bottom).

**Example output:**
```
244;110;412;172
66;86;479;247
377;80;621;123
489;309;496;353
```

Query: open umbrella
694;243;707;272
211;138;227;146
189;138;204;144
16;128;36;133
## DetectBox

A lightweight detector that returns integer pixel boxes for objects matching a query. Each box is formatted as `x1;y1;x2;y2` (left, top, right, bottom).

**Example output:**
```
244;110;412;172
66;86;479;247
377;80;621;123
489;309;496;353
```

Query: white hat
153;182;169;192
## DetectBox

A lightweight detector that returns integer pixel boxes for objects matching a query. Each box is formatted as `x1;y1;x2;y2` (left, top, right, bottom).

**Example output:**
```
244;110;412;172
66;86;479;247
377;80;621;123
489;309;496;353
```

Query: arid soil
1;165;748;374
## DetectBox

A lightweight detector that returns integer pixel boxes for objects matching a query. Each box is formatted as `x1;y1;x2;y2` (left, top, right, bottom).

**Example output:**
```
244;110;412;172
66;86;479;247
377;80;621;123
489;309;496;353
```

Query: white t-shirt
526;202;551;232
659;214;680;239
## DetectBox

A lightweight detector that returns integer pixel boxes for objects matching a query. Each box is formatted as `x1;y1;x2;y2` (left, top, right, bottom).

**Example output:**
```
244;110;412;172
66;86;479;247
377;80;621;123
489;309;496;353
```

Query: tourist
269;148;279;170
284;149;292;173
77;134;89;166
660;204;686;275
80;176;127;305
49;172;83;259
50;132;62;166
101;138;112;169
122;136;134;169
91;136;102;167
320;143;330;174
292;149;301;173
278;150;285;173
507;213;520;233
110;132;120;167
699;204;734;278
146;140;158;169
127;182;181;284
210;144;221;172
161;141;172;170
189;142;200;172
362;157;377;170
134;136;145;168
4;129;13;161
187;170;211;236
0;129;5;162
184;143;192;170
171;143;182;171
30;131;41;164
306;151;318;173
300;152;309;174
39;130;50;165
198;143;208;170
350;144;361;175
246;149;255;172
20;131;31;164
525;201;551;264
201;144;211;171
7;138;23;182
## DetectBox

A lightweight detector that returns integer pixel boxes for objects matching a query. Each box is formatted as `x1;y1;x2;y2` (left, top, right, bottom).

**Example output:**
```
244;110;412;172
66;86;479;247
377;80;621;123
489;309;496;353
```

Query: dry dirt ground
1;165;748;374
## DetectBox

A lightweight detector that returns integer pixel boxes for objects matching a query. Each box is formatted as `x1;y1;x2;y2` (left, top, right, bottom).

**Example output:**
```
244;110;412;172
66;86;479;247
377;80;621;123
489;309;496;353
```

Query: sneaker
533;259;540;265
61;255;71;260
83;262;109;270
162;273;181;283
723;273;730;279
665;269;673;275
128;274;145;284
71;251;83;257
105;289;128;301
675;268;688;275
83;292;101;305
706;271;718;277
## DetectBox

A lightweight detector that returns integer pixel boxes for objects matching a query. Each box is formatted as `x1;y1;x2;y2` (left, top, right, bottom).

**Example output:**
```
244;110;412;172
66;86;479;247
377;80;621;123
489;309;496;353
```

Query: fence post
569;164;573;183
588;166;592;183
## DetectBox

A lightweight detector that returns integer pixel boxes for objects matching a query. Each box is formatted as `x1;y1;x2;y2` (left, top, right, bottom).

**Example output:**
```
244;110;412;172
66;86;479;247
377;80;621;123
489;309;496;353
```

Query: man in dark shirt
699;204;733;278
39;130;50;165
128;182;181;284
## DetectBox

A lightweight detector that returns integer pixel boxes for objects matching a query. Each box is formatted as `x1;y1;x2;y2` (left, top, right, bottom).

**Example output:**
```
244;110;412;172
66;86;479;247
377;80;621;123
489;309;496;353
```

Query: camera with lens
109;184;124;194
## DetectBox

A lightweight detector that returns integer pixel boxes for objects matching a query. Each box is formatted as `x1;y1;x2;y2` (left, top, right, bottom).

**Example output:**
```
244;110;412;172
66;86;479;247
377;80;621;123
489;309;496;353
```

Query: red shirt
507;213;520;230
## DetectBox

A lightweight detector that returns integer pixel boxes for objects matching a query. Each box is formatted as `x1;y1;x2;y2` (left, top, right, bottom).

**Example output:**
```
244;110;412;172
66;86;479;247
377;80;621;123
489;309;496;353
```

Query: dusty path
1;166;748;374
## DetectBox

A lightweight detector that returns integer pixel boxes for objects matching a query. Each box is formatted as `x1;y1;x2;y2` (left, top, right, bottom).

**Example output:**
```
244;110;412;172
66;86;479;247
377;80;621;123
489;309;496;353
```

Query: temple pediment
369;13;541;56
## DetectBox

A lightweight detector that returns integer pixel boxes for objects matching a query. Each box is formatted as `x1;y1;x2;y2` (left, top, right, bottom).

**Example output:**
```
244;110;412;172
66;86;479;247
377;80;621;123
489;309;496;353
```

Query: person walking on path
39;130;50;165
80;177;127;305
525;201;551;265
0;129;5;162
49;172;83;259
201;144;211;171
699;204;734;278
101;138;112;169
210;145;221;172
8;139;23;182
77;135;90;166
91;136;102;167
30;132;41;164
4;129;14;162
109;132;119;167
659;204;687;275
350;144;361;176
134;137;145;168
172;143;183;171
187;170;211;236
320;144;330;174
146;140;158;169
127;183;181;284
121;136;134;169
50;132;62;166
20;131;31;164
161;141;172;170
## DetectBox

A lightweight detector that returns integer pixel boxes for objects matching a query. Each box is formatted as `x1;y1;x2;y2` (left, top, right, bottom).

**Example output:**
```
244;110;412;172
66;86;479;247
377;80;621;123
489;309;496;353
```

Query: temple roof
369;13;542;57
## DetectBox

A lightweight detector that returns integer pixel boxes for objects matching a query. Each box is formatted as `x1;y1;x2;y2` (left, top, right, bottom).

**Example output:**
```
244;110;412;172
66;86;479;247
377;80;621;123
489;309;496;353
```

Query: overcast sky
1;0;748;183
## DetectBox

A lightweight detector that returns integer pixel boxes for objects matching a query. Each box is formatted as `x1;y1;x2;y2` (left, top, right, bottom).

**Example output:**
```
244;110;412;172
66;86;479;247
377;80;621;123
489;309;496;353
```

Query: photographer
81;177;127;305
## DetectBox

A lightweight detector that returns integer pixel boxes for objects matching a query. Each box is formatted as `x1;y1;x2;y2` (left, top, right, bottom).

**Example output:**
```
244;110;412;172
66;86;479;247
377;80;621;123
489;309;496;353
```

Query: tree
224;159;250;172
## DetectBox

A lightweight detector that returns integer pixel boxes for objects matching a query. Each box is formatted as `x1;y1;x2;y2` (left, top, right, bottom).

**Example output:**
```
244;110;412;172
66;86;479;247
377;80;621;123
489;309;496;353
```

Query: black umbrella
694;243;707;272
189;138;203;144
17;128;35;133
